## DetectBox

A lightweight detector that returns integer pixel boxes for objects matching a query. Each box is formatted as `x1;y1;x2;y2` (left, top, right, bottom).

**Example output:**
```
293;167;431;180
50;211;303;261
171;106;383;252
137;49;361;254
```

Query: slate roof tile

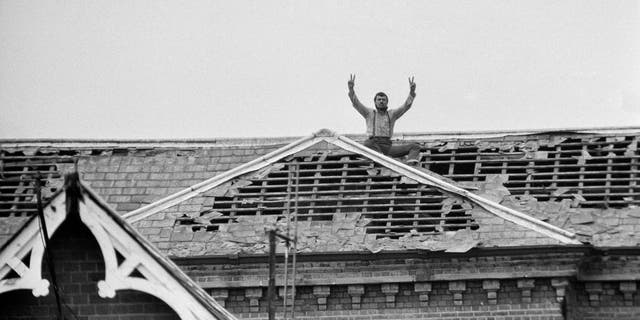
2;129;640;253
133;145;571;257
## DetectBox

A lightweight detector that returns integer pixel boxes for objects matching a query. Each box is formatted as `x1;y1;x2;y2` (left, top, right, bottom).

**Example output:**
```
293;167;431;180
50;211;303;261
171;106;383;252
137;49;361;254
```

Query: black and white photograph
1;1;639;319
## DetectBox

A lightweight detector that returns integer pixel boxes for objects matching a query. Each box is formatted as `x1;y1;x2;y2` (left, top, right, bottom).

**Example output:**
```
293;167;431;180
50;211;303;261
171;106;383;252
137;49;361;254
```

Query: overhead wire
34;175;64;319
35;173;80;320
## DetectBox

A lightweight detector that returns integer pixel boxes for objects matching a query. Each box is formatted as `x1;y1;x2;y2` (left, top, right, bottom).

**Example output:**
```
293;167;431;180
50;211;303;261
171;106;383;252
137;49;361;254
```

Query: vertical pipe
282;245;289;319
268;230;276;320
290;163;300;319
283;166;292;319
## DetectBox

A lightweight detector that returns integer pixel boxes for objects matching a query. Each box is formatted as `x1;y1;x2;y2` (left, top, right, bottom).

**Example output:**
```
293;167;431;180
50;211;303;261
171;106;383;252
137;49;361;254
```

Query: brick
151;219;175;228
130;195;157;204
313;286;331;311
585;282;603;307
116;203;142;211
170;229;194;242
448;281;466;306
149;173;173;180
104;172;128;180
517;279;535;303
551;278;569;303
414;282;433;307
126;172;150;180
88;180;115;188
82;172;106;180
211;289;229;307
165;172;192;180
113;180;136;188
245;288;262;312
144;165;163;173
134;180;164;187
193;231;214;242
347;285;365;309
380;283;399;307
156;242;171;249
146;187;171;195
619;281;637;306
139;228;161;235
186;165;206;172
108;195;132;202
193;171;213;179
96;166;121;173
482;280;500;305
99;187;122;195
122;165;142;172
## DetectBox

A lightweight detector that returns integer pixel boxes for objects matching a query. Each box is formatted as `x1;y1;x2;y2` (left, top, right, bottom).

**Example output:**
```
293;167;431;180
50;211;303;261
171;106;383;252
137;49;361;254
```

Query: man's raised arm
392;76;417;120
348;74;369;117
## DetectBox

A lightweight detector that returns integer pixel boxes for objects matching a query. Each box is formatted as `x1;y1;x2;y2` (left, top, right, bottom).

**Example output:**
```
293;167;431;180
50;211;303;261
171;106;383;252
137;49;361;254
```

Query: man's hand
409;76;416;97
348;74;367;115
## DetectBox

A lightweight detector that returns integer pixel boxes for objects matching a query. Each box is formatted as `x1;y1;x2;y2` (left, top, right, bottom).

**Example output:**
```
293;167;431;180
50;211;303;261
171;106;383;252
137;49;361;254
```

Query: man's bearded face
375;95;388;111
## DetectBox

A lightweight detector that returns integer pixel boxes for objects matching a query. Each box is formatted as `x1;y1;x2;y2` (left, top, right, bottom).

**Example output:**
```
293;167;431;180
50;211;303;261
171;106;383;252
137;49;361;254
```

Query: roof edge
396;125;640;138
2;126;639;147
78;179;238;320
171;245;591;265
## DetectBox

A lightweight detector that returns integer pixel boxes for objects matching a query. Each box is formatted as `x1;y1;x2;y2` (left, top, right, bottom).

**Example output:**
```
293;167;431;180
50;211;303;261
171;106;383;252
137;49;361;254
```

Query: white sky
1;0;639;139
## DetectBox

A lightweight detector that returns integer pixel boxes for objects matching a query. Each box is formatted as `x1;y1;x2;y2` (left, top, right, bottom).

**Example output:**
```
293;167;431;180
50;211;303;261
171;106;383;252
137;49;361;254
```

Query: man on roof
348;74;421;165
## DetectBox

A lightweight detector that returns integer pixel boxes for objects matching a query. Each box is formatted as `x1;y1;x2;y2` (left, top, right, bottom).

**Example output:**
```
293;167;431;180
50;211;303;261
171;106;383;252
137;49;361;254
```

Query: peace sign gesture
408;76;416;96
348;74;356;90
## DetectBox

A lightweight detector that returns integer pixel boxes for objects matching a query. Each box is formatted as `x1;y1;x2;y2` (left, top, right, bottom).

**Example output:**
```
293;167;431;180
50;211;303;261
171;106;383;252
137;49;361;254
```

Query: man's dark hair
374;92;388;101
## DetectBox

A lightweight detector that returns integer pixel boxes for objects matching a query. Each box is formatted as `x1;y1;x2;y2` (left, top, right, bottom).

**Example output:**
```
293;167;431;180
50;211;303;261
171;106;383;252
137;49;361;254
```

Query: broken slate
569;212;594;225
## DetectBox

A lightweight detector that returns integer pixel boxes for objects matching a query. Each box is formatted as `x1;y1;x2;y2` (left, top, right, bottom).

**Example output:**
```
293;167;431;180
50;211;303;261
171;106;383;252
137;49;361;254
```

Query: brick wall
181;253;583;288
0;214;179;320
177;254;580;320
178;251;640;320
206;280;563;319
568;281;640;320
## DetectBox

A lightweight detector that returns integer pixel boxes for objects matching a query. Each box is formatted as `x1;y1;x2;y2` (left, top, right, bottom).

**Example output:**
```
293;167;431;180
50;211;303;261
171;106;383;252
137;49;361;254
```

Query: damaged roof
2;127;640;254
120;129;581;256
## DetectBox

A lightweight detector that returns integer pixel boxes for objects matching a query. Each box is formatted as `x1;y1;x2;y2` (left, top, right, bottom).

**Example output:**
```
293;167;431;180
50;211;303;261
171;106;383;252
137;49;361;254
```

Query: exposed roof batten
123;129;580;245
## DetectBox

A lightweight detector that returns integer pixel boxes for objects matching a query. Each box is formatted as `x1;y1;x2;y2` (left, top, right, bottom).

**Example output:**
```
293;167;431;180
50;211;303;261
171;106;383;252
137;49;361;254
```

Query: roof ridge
2;125;639;146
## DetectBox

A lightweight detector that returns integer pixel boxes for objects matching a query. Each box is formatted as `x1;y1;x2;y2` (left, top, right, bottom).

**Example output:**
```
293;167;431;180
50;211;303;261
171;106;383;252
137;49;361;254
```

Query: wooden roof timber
123;129;580;245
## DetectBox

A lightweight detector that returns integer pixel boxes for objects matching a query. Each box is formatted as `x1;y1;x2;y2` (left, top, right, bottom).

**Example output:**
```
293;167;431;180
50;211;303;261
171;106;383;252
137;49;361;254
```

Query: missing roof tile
198;153;478;238
418;134;640;209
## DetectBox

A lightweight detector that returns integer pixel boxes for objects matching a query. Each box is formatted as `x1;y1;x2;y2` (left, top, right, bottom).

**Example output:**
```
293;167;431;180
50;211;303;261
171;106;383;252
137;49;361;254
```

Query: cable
59;293;81;320
34;176;64;319
35;174;81;320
